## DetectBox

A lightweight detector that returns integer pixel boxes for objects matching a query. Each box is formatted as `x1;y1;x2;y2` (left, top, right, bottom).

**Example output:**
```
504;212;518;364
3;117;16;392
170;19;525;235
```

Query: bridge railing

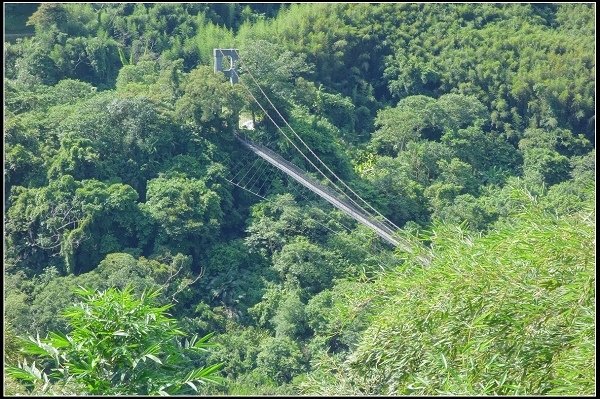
235;134;398;237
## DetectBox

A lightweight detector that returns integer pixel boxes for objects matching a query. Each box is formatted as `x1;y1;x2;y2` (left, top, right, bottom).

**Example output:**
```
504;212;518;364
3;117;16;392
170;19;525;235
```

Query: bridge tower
213;49;239;84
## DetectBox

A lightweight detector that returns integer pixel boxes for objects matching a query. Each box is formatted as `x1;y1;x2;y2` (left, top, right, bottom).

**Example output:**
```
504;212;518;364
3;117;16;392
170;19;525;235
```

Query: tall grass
300;190;595;395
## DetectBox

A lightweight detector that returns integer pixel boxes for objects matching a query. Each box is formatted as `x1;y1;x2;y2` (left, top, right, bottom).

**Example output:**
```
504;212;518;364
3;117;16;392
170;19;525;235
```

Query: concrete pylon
213;49;239;84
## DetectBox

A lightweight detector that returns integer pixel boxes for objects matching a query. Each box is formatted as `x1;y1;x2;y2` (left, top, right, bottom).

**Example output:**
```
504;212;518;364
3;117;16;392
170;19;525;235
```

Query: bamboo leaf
145;354;163;365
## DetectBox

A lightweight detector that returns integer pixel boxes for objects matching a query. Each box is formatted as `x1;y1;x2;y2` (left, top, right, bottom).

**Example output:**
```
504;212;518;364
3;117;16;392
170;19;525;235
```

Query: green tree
394;140;456;185
141;176;224;263
57;92;183;194
12;37;60;85
246;194;338;256
441;126;521;185
522;147;571;187
278;108;353;180
237;39;313;122
175;65;245;137
5;176;140;275
50;35;121;87
272;291;309;339
256;336;306;385
273;237;342;295
200;240;271;319
6;286;223;395
358;156;429;226
300;184;595;395
26;4;68;33
371;95;440;155
371;93;493;158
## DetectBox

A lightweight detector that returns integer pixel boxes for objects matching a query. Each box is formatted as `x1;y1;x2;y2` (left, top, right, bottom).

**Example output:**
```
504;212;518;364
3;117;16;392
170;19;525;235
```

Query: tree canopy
4;3;595;396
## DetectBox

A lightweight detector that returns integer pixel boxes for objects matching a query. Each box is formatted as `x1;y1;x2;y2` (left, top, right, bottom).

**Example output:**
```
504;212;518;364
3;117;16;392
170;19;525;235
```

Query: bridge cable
224;51;398;237
218;58;419;266
218;49;384;230
233;49;401;233
228;174;350;237
218;49;421;255
246;160;271;192
230;138;276;186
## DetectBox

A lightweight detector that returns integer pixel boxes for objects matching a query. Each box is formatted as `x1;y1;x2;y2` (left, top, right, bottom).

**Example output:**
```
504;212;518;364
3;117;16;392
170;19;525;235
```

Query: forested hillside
4;3;595;395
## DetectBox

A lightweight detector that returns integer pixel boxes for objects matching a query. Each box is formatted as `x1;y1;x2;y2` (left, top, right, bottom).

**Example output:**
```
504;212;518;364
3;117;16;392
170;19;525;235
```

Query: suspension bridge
215;48;424;260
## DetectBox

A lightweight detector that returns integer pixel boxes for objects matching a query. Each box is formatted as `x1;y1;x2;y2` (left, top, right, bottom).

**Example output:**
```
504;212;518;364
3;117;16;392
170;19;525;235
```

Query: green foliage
6;176;140;275
246;194;340;255
256;336;306;385
300;188;595;395
50;35;121;87
4;3;595;396
5;78;97;114
555;4;595;36
280;108;353;179
272;291;308;339
371;95;439;154
175;65;245;134
7;286;223;395
518;127;591;187
11;37;60;85
116;59;161;88
4;322;23;366
358;156;429;226
4;252;205;338
141;176;223;259
522;147;571;187
273;237;342;295
57;93;183;190
441;126;521;183
431;193;497;231
27;4;68;33
313;87;356;136
200;240;270;319
116;57;185;104
372;93;489;156
238;39;313;121
519;127;591;157
384;4;595;139
205;326;270;382
305;280;376;354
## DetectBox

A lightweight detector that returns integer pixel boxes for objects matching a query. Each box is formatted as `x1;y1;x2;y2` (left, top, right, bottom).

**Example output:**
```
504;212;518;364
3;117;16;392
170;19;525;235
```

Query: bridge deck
235;135;405;248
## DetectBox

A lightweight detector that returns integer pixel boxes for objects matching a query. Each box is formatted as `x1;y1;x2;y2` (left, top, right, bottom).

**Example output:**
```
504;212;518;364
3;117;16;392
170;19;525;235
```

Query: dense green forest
4;3;595;395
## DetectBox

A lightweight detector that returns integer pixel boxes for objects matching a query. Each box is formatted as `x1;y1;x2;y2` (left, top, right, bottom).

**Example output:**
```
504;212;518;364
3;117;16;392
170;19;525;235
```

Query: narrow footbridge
235;134;402;248
216;48;426;259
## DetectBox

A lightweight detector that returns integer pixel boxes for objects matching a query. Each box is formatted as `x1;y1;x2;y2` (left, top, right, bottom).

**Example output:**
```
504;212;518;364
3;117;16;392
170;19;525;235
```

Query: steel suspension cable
234;49;401;232
223;51;397;235
230;175;349;238
218;51;411;263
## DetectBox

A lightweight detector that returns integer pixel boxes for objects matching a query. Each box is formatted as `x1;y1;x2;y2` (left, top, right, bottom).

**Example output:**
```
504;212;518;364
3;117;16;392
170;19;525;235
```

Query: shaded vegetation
4;3;595;396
